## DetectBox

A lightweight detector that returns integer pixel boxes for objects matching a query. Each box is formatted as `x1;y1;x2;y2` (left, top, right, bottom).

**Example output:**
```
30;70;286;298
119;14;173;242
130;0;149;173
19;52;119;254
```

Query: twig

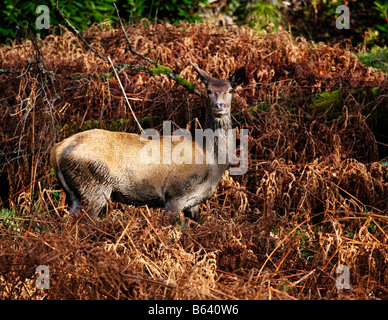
107;57;144;133
292;269;316;286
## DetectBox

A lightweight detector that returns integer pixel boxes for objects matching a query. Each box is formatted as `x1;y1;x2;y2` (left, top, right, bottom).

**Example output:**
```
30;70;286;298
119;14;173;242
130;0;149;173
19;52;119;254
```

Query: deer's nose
216;103;226;111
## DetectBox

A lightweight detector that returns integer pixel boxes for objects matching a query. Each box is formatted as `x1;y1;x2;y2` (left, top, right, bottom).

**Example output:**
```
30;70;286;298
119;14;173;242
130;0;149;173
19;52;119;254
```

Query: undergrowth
0;22;387;300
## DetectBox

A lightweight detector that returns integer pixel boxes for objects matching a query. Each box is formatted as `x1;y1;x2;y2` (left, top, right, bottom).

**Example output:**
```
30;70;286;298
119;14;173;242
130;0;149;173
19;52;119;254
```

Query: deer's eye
207;89;213;95
229;88;234;94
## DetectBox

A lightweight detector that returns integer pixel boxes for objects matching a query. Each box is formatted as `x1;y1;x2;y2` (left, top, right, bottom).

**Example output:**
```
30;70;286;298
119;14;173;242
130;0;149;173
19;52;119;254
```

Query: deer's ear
190;61;212;86
229;67;246;88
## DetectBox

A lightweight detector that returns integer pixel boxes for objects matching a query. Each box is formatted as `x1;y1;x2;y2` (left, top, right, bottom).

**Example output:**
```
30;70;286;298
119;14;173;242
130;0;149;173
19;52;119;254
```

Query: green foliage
374;1;388;22
0;0;208;43
224;1;388;46
249;2;282;31
226;0;283;32
56;0;117;31
83;119;101;131
357;46;388;72
281;0;388;47
0;208;21;233
0;0;117;43
2;0;387;48
0;0;37;42
119;0;208;24
371;1;388;45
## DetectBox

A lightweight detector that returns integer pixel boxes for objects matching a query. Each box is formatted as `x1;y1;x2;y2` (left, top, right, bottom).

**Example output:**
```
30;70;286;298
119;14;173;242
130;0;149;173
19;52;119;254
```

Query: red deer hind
50;63;246;223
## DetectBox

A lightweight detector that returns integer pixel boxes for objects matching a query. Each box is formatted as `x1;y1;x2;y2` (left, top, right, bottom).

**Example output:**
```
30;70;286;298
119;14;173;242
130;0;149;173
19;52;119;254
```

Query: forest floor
0;22;387;299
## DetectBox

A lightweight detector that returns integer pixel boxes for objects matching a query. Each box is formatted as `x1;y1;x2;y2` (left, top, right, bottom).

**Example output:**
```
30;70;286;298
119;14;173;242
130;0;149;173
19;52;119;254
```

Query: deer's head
191;62;246;118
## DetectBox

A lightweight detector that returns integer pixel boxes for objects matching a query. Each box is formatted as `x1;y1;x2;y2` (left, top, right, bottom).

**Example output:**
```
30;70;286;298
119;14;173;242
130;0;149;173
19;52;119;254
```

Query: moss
149;65;196;93
312;90;341;110
357;46;388;72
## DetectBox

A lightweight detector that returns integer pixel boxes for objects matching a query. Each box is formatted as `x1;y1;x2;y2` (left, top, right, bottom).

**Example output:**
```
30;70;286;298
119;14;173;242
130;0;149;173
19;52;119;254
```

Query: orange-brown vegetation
0;22;387;299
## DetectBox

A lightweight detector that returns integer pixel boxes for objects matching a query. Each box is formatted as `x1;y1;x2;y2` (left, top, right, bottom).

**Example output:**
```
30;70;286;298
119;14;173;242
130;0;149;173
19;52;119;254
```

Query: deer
50;62;246;223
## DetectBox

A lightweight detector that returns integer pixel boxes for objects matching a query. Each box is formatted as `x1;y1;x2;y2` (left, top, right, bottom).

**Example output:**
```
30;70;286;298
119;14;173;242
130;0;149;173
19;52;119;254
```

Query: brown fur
50;65;245;222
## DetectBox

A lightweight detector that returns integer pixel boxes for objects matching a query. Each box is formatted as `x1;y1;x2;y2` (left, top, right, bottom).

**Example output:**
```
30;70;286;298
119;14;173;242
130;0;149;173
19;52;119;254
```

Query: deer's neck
205;110;232;168
205;110;232;132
